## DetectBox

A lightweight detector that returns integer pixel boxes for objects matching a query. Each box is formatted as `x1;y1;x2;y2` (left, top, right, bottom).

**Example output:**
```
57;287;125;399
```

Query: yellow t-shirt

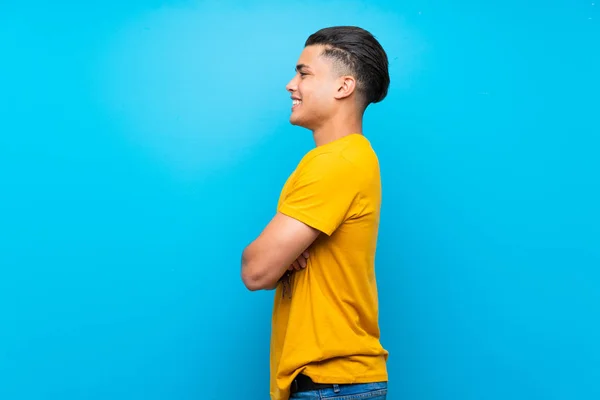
270;133;388;400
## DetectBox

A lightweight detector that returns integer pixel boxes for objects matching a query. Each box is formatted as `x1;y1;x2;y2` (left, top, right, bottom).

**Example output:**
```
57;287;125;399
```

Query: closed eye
295;64;311;78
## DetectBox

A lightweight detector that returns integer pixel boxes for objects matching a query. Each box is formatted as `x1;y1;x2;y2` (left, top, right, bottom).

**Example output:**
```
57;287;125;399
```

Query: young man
241;26;390;400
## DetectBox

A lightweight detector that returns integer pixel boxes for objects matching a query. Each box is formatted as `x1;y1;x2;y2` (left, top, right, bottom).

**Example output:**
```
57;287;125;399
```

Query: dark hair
305;26;390;109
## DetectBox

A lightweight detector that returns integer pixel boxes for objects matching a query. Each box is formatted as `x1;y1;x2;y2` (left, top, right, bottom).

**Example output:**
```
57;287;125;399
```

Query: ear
333;76;356;100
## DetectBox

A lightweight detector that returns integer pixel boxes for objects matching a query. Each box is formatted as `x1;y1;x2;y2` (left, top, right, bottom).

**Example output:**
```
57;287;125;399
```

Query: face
285;45;341;130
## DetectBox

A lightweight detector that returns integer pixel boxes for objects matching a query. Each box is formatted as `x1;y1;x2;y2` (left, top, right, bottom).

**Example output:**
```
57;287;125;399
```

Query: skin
241;44;364;291
287;45;364;146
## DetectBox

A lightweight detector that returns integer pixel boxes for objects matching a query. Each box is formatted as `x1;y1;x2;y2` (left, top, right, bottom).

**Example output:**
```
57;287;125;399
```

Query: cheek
302;80;330;101
298;80;309;96
313;83;337;108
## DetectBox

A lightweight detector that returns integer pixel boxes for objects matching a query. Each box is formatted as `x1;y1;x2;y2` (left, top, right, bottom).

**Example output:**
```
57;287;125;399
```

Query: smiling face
285;45;342;131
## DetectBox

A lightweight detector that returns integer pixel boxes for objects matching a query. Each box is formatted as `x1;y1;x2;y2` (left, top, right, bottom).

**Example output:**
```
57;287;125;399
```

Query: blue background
1;0;599;399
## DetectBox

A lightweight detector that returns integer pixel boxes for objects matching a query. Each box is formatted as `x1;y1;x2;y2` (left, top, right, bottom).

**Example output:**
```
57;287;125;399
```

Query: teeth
293;100;302;106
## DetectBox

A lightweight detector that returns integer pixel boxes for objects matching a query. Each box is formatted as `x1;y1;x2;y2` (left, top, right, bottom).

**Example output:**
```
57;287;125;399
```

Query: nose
286;75;298;93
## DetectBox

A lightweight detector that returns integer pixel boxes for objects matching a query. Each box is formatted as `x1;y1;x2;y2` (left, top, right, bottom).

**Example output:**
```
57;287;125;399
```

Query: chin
289;114;312;130
289;116;302;127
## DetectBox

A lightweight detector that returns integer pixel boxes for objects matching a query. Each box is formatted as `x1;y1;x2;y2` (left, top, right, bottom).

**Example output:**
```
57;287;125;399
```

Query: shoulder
296;150;358;181
294;135;380;182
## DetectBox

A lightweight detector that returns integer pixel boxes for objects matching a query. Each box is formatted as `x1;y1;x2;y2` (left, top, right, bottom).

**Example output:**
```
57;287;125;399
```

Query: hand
288;250;310;271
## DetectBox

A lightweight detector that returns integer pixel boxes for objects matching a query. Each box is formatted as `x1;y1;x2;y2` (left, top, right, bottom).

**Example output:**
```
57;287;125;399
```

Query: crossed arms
240;152;358;291
241;212;320;291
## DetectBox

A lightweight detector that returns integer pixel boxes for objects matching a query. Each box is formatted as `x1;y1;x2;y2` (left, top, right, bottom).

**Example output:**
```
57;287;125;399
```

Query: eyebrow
295;64;311;72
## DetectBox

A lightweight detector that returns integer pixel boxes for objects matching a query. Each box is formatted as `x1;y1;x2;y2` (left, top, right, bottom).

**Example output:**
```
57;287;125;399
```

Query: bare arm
241;212;321;291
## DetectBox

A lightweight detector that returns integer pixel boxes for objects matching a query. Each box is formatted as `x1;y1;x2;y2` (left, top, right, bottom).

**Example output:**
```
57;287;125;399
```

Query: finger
288;265;294;271
293;260;302;270
297;257;305;269
303;251;310;258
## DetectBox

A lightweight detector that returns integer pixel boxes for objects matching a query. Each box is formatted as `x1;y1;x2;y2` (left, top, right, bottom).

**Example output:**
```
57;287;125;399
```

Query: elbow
241;256;275;291
242;268;273;291
241;253;264;291
241;270;263;291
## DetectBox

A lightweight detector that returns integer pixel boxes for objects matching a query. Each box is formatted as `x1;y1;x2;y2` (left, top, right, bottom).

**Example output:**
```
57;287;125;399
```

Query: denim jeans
289;382;387;399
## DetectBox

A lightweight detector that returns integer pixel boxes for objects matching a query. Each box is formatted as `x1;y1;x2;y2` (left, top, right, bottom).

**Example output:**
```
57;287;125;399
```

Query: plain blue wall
1;0;599;399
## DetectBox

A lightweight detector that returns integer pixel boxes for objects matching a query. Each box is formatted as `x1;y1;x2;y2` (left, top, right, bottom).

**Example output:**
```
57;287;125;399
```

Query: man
241;26;390;400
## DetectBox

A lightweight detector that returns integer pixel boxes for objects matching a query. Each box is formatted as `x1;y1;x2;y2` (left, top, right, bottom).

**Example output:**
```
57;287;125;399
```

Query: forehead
296;45;332;71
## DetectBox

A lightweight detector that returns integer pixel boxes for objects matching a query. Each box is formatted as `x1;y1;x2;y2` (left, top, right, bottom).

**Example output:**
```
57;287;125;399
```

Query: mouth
292;98;302;110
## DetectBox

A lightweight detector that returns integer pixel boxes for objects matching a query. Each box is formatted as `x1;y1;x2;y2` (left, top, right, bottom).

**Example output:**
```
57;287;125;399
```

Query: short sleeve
277;153;359;236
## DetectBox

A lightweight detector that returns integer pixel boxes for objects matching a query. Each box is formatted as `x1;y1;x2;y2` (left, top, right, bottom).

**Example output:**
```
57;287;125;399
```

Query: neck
312;113;363;147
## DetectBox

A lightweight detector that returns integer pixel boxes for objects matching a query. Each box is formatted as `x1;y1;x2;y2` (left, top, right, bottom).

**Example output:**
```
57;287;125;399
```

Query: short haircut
305;26;390;109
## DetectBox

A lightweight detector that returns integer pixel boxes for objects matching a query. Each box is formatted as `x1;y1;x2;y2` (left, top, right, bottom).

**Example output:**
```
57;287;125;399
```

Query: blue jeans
289;382;387;399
